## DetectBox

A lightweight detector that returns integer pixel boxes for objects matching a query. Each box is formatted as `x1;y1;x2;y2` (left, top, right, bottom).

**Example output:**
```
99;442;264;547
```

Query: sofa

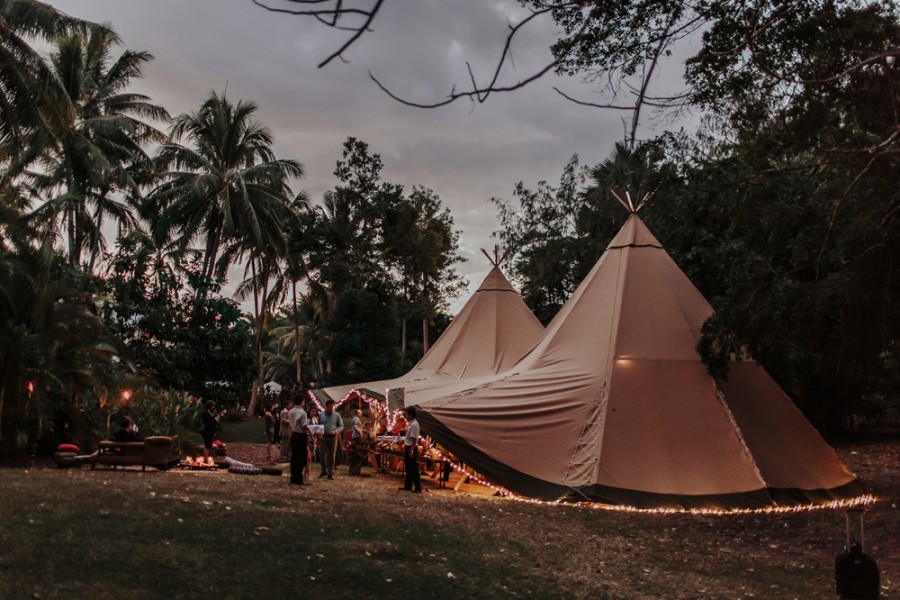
90;436;175;471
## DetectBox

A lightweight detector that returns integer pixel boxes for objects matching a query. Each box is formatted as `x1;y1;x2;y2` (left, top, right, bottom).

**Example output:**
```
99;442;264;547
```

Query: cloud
51;0;692;313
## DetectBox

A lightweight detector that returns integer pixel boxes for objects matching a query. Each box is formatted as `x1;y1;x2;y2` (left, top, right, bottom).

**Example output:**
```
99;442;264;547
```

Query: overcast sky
49;0;691;313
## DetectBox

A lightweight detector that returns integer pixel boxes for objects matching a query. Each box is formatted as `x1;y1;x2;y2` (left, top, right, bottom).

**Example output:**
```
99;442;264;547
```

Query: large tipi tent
316;264;544;407
417;213;866;510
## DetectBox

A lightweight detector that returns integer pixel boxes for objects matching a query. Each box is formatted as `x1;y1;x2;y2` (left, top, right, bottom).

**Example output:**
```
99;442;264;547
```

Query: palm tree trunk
246;257;271;418
292;279;302;387
67;203;78;266
245;258;263;417
256;272;269;405
401;319;407;360
88;193;106;274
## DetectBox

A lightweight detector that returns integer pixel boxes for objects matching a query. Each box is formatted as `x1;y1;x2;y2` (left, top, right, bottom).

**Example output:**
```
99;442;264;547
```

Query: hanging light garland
417;437;877;515
305;389;876;515
306;389;397;430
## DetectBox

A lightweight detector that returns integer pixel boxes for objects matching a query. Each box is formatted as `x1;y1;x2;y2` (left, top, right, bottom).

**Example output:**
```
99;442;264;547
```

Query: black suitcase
835;508;880;599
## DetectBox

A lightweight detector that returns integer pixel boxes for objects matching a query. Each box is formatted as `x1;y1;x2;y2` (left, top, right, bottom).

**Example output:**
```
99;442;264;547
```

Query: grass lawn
0;439;896;599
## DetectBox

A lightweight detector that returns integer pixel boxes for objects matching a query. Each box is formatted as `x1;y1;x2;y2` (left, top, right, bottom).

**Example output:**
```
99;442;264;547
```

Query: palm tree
235;249;281;417
29;26;169;269
0;0;98;174
267;202;312;388
264;282;334;388
152;92;303;283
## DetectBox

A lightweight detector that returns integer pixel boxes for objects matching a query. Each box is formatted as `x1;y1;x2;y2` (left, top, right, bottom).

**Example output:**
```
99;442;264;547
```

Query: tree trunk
245;258;263;417
401;319;407;360
88;190;108;274
422;318;429;355
68;203;78;266
292;279;302;387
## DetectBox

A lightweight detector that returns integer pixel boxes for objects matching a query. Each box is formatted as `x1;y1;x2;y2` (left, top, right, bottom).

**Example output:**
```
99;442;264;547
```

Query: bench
90;436;175;471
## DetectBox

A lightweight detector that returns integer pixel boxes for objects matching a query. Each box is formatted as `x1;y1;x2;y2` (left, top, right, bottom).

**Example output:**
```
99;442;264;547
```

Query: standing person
307;405;320;481
318;400;343;480
288;400;310;486
201;401;223;459
278;399;294;462
348;409;364;476
264;404;276;463
399;406;422;494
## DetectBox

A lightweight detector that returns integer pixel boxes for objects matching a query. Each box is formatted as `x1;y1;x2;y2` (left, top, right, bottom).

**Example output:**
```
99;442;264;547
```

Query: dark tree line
488;2;899;434
0;1;465;454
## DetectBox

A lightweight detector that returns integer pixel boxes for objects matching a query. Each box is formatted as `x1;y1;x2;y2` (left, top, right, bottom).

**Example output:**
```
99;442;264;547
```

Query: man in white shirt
288;400;310;486
317;400;344;480
399;406;422;494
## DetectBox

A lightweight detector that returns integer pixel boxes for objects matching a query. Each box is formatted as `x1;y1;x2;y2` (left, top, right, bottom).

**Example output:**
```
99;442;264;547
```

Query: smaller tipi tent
417;213;866;510
316;263;544;406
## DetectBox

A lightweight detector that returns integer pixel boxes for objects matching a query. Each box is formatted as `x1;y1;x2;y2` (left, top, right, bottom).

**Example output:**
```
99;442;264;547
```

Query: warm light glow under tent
417;214;867;510
315;265;545;408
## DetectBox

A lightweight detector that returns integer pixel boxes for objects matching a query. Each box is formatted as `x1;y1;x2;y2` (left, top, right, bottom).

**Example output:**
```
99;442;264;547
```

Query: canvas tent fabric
317;266;544;406
417;214;865;510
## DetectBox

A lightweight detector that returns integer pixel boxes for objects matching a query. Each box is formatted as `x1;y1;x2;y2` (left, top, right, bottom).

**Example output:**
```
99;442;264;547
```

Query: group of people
280;399;359;485
113;395;423;495
270;398;422;494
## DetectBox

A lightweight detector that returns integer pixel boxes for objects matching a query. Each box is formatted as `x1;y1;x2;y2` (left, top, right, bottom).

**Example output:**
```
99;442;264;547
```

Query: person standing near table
318;400;343;480
307;405;321;480
399;406;422;494
278;399;294;462
264;403;276;463
348;409;364;476
288;400;310;486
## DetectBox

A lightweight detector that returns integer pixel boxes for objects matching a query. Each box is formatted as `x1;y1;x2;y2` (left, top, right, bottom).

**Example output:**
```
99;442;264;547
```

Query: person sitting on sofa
113;416;144;443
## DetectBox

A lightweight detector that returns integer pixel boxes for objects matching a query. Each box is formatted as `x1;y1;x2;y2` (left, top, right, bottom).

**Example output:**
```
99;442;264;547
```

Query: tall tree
0;0;97;173
381;185;465;353
100;246;255;411
152;91;302;283
491;154;591;323
308;138;464;361
305;137;394;294
29;26;168;269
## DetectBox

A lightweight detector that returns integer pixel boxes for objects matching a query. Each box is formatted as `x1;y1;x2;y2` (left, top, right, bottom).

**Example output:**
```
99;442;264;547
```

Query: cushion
57;443;80;453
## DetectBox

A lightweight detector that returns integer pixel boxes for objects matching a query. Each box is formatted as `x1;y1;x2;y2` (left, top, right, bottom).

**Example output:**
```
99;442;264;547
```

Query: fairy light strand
419;438;877;515
304;389;876;515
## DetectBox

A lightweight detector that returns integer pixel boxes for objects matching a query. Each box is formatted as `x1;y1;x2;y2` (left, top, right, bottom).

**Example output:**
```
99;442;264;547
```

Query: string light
419;438;877;515
306;389;396;429
305;389;876;515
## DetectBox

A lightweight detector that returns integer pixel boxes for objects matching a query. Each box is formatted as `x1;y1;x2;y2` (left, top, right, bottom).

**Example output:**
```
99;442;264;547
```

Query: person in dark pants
288;400;310;486
399;406;422;494
318;400;344;479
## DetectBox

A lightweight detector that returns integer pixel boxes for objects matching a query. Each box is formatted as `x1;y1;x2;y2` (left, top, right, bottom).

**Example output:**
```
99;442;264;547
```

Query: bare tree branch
369;3;591;109
552;87;638;110
625;11;679;148
251;0;384;67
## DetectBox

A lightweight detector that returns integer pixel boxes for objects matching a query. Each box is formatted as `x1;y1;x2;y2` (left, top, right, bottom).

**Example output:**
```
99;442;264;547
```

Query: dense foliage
0;2;465;453
494;0;900;434
100;237;256;409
